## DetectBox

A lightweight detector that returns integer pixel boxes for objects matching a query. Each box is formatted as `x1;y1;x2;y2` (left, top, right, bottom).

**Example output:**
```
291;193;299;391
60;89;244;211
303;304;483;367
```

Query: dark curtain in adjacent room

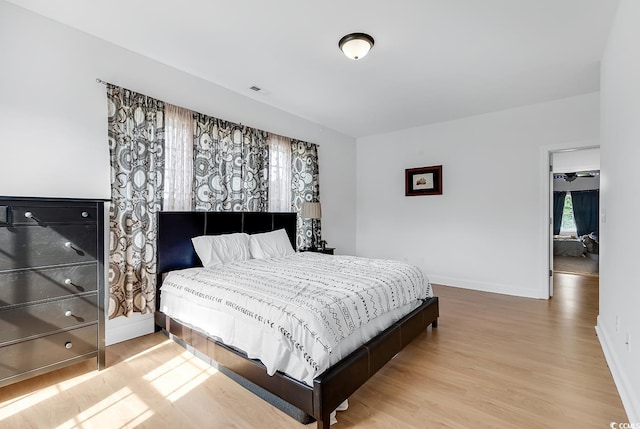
571;190;599;236
553;191;567;235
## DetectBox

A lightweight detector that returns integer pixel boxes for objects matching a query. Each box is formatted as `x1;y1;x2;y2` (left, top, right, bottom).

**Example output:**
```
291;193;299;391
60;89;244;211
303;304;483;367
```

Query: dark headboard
156;211;297;276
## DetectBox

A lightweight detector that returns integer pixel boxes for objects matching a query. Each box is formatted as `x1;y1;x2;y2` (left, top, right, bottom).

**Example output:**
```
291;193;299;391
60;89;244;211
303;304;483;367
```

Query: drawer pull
63;310;85;323
64;242;79;251
24;211;40;222
63;241;85;256
81;211;89;218
65;342;73;349
64;278;85;292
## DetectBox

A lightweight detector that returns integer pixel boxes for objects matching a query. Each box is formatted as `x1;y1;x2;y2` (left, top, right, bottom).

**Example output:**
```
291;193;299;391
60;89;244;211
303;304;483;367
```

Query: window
559;192;577;236
267;133;292;212
163;104;194;211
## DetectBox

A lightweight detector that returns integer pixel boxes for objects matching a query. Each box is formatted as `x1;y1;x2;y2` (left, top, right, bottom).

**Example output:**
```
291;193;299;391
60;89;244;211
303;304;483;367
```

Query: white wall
598;0;640;421
0;1;356;343
356;93;599;298
553;148;601;173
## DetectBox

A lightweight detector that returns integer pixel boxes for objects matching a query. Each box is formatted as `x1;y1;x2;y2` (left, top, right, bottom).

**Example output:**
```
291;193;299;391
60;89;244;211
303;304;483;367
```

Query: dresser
0;197;106;388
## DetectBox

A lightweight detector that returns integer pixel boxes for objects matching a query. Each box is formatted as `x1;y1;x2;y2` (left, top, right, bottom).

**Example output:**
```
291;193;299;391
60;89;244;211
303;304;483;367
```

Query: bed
553;236;587;257
154;211;439;428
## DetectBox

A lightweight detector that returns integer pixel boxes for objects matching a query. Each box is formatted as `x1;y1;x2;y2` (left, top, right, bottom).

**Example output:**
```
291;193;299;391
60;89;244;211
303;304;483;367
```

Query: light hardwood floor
0;275;627;428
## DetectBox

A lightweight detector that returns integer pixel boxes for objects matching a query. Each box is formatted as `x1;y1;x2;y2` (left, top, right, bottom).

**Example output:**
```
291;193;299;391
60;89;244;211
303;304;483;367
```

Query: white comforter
160;252;432;385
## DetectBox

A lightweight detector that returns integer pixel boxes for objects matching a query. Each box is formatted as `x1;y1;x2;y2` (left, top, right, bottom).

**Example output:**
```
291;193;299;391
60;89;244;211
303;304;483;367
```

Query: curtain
267;133;292;212
291;140;321;249
193;113;269;211
571;190;599;236
105;86;318;318
163;104;194;211
553;191;566;235
107;85;164;318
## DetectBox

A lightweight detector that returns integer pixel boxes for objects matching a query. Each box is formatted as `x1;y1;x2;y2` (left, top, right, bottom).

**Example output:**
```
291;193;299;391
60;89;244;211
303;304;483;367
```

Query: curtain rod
96;78;108;85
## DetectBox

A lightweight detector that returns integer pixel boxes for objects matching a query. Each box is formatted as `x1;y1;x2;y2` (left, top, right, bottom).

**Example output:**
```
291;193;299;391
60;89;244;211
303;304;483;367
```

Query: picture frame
405;165;442;196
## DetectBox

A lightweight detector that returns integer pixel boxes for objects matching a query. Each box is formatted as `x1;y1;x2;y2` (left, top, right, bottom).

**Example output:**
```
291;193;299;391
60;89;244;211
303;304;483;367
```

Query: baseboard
105;312;155;346
428;274;546;299
596;316;639;423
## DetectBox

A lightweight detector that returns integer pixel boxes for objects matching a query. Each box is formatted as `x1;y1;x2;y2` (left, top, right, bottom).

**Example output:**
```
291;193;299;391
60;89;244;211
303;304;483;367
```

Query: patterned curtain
291;140;321;249
193;113;269;211
107;85;164;318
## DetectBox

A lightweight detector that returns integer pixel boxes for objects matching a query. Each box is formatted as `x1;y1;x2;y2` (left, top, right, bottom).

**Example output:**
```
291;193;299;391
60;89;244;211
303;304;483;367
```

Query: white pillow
249;229;295;259
192;233;251;267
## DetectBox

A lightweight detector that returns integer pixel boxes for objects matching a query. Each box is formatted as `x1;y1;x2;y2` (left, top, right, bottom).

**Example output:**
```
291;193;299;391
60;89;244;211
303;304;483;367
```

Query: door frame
538;141;599;299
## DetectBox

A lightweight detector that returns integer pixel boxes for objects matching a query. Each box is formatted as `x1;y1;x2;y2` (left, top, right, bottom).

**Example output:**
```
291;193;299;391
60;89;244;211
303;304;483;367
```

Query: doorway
549;148;600;296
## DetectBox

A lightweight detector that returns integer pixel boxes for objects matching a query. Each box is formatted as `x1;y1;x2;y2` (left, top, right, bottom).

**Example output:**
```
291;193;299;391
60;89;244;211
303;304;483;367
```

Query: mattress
159;252;432;385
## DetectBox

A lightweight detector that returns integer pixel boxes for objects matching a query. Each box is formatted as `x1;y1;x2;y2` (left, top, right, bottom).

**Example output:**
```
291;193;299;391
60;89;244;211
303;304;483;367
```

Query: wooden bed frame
155;211;439;429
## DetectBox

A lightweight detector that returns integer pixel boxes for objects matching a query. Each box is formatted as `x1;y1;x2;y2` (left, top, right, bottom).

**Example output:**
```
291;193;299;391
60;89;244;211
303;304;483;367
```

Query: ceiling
7;0;620;138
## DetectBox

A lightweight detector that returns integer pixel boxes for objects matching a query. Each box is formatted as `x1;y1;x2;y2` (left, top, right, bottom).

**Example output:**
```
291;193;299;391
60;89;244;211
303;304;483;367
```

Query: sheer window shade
268;133;292;212
164;104;194;211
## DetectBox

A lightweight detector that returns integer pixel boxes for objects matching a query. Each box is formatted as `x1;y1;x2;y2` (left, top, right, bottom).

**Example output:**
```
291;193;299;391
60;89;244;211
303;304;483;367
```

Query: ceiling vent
249;85;271;96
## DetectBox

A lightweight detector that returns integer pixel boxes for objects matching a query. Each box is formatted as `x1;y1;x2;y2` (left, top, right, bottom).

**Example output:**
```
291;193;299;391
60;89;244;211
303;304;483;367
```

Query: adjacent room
1;0;639;427
552;148;601;277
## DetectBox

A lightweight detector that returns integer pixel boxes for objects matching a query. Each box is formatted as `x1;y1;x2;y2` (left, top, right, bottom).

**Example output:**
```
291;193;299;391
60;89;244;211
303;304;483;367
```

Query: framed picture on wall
405;165;442;196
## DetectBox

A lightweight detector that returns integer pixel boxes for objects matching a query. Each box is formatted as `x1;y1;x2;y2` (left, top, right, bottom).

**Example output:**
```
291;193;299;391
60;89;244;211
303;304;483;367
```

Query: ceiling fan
553;171;599;182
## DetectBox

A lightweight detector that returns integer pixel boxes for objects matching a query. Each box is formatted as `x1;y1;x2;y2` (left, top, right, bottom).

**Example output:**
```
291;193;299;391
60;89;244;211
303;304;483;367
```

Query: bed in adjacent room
154;211;439;429
553;236;587;257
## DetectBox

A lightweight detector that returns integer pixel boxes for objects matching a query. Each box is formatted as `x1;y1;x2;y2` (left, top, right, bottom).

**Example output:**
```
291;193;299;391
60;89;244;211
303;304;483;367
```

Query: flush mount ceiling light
338;33;375;60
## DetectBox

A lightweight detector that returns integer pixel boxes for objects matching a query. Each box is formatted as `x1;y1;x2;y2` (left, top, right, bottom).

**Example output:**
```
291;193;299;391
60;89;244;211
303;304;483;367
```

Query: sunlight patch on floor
122;339;173;364
54;387;152;429
166;371;212;402
0;369;99;420
144;350;217;402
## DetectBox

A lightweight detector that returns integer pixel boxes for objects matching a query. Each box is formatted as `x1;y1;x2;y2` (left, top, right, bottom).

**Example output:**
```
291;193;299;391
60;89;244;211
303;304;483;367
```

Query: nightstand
300;247;335;255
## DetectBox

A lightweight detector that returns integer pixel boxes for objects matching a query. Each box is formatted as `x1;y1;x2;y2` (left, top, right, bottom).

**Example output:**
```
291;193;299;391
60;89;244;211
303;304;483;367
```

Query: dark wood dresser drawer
0;263;97;307
0;196;105;387
0;224;98;270
0;325;98;381
0;294;98;345
7;204;97;226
